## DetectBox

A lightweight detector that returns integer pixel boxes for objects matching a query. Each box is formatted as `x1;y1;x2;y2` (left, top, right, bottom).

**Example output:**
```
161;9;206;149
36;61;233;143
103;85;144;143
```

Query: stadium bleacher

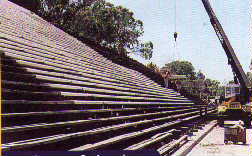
0;0;214;152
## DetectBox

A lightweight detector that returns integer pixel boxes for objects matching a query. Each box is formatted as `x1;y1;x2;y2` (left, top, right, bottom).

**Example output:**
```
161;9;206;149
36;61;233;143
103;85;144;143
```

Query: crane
201;0;251;127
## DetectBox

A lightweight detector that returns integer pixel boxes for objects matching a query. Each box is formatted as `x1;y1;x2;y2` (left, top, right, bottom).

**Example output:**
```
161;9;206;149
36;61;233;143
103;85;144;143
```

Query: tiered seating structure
0;1;215;153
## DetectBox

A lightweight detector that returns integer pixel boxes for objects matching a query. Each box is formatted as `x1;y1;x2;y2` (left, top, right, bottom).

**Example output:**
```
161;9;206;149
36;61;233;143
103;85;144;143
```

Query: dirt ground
188;125;252;156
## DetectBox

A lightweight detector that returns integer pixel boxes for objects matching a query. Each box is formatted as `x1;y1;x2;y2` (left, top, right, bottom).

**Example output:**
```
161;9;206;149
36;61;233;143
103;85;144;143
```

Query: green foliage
196;70;205;80
217;86;225;96
10;0;41;12
162;60;195;78
133;41;153;60
205;78;220;87
37;0;153;59
146;62;159;72
228;80;235;84
161;60;222;97
205;78;221;96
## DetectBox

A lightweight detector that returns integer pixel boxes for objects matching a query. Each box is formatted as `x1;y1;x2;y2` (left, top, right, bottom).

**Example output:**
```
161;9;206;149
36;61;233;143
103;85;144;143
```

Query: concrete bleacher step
2;68;179;102
2;71;38;83
0;25;107;62
69;115;200;151
124;129;176;150
0;39;154;85
2;80;179;99
3;107;197;127
2;88;62;101
2;113;201;151
2;85;190;102
2;80;52;92
0;39;158;89
157;135;188;155
3;110;199;143
2;63;189;103
0;23;152;83
1;72;175;99
2;56;175;96
60;92;189;102
3;108;198;133
2;100;195;113
0;24;108;61
0;25;165;89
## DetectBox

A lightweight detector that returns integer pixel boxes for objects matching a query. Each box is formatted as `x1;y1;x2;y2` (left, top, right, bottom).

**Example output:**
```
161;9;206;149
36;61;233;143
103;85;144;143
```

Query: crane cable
173;0;179;61
174;0;177;33
174;0;177;42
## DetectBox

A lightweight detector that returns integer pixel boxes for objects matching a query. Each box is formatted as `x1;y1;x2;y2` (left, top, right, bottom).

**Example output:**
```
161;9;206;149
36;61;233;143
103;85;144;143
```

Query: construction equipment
224;121;246;144
201;0;251;127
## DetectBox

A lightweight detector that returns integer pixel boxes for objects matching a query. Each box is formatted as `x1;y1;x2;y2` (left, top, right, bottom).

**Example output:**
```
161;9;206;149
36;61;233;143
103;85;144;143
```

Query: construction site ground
189;126;251;156
175;121;252;156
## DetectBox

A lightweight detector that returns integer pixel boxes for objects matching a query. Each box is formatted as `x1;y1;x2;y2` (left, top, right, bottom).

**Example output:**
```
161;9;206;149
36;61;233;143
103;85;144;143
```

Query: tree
37;0;153;59
228;80;235;84
133;41;153;60
212;80;220;88
205;78;220;95
205;79;220;87
10;0;41;12
196;70;205;80
146;62;159;72
162;60;195;78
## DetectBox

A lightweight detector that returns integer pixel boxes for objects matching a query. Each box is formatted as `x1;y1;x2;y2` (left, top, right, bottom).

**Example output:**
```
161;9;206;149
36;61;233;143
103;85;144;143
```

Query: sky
106;0;251;84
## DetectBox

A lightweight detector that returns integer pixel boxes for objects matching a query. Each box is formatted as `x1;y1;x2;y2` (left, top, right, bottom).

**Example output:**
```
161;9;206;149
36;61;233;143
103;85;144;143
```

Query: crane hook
174;32;178;42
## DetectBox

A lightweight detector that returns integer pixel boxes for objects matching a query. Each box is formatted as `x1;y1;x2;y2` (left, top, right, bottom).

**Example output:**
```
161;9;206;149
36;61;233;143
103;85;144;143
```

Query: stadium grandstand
0;0;215;153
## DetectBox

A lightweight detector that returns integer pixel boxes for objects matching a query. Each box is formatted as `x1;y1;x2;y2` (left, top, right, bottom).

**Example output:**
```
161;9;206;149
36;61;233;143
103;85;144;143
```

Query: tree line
147;60;221;96
10;0;153;60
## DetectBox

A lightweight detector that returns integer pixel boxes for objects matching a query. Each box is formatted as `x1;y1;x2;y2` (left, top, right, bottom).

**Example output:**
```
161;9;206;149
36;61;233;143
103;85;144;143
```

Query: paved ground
188;125;252;156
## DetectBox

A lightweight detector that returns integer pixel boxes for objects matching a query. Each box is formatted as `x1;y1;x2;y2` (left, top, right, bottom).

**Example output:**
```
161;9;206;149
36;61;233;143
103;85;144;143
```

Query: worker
174;32;178;42
219;95;225;104
176;80;182;92
163;70;171;88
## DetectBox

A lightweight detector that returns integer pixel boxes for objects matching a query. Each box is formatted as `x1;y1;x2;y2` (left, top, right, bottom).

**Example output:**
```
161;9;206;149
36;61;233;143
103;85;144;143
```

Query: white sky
106;0;251;84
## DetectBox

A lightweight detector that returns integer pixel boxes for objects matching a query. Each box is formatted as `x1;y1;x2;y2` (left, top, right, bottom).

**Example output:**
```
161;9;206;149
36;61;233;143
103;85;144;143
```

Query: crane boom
201;0;250;104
